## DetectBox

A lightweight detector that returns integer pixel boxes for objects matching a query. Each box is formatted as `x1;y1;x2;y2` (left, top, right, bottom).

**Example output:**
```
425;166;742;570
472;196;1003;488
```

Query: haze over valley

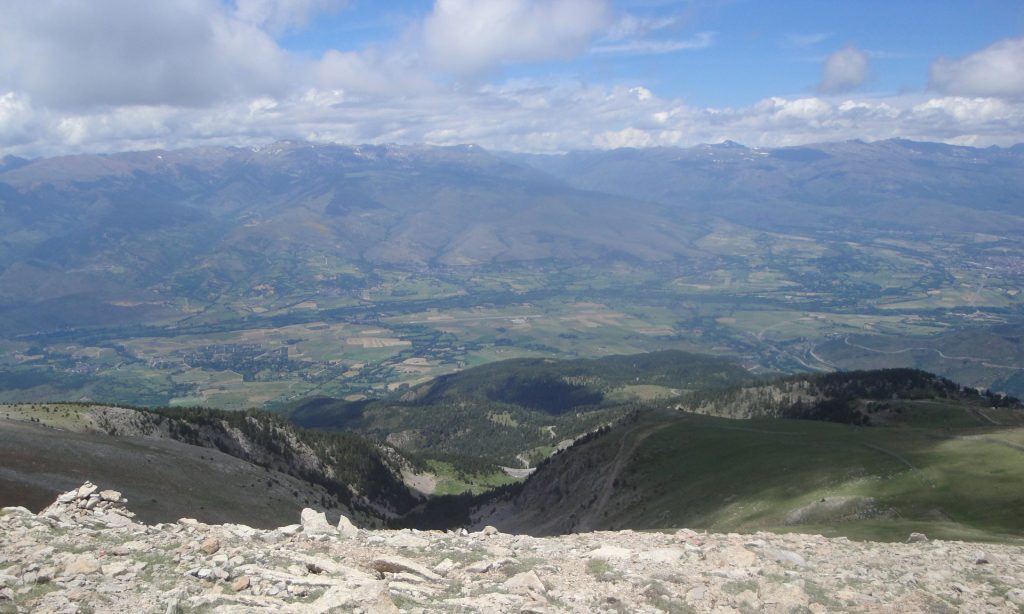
1;139;1023;409
3;2;1024;612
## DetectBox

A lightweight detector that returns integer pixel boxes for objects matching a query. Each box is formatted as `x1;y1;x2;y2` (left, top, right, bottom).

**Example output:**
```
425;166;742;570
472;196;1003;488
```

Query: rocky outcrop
2;484;1024;612
39;481;137;528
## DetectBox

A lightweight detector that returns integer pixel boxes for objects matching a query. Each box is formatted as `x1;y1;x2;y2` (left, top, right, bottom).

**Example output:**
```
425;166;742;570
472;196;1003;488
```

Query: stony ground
2;484;1024;613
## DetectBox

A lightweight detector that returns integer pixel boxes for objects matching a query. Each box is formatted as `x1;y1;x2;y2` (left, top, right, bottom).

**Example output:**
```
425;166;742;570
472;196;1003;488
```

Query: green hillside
471;396;1024;542
0;402;419;523
285;350;755;466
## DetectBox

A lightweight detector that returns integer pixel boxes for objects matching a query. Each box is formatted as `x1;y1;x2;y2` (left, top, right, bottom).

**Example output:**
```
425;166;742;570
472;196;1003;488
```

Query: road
843;337;1023;370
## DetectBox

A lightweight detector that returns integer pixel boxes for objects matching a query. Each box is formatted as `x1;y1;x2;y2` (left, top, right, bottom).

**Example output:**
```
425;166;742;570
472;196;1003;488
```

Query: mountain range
2;138;1022;332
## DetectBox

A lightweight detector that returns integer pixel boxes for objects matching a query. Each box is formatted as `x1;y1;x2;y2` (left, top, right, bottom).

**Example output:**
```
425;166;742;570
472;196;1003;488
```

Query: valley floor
3;484;1024;613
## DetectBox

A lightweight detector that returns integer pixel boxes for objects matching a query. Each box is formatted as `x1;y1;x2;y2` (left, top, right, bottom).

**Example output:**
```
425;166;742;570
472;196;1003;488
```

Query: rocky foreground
2;484;1024;613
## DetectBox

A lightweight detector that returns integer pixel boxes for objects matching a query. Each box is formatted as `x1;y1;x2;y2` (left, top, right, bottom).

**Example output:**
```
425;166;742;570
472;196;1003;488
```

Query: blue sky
0;0;1022;156
280;0;1023;106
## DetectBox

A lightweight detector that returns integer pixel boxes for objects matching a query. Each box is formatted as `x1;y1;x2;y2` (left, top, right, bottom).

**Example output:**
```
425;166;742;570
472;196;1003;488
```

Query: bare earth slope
0;419;355;528
3;484;1024;613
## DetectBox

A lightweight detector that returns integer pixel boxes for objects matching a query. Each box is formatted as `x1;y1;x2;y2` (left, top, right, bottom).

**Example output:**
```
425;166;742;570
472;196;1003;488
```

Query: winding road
842;337;1023;370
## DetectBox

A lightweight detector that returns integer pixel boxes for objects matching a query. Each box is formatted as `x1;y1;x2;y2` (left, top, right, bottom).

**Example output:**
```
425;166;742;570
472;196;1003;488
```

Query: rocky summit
2;485;1024;613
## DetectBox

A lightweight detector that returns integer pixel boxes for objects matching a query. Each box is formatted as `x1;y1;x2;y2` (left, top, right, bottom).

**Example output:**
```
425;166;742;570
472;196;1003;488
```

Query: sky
0;0;1023;157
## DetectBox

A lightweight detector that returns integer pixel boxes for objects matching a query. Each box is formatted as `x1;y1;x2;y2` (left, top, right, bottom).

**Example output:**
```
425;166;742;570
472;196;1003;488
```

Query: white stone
300;509;336;535
371;556;442;582
337;514;359;538
504;570;546;595
587;546;633;560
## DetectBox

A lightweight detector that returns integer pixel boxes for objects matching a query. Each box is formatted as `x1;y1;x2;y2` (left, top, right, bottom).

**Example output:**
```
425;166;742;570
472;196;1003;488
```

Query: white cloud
4;79;1023;159
930;37;1024;99
421;0;613;75
0;0;292;109
594;11;712;56
592;31;714;55
234;0;346;32
315;48;433;97
604;14;679;40
819;44;869;93
0;2;1022;157
785;32;830;48
0;92;40;146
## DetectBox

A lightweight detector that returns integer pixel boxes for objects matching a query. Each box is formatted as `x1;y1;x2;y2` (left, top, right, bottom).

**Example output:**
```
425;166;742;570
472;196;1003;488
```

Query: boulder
99;490;122;502
504;570;547;595
231;576;250;592
906;532;929;544
300;509;336;535
371;556;442;582
200;537;221;555
337;514;359;538
63;556;101;576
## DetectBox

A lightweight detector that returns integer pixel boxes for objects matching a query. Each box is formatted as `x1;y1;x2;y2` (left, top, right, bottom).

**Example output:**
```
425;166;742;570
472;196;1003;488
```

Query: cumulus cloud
4;78;1024;159
0;1;1022;157
421;0;613;75
930;37;1024;98
0;0;292;108
819;44;869;93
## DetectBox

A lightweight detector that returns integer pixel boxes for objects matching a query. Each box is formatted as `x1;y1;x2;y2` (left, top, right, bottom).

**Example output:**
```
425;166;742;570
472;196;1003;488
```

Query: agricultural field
2;223;1022;409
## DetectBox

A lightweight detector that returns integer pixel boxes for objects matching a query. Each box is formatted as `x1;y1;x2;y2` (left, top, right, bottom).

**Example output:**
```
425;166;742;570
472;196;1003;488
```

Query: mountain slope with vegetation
514;139;1024;234
469;373;1024;542
0;402;418;524
679;368;1020;425
4;353;1024;544
285;350;755;466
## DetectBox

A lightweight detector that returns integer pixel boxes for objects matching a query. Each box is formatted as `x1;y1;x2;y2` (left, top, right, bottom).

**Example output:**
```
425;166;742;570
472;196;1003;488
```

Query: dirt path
862;443;936;487
499;466;535;479
577;422;671;532
969;407;1002;426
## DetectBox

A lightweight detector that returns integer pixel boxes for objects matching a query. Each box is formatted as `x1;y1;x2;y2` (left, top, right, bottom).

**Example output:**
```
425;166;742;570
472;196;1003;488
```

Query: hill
0;141;703;334
285;350;755;467
678;368;1020;425
469;389;1024;542
0;418;356;528
4;357;1024;545
513;139;1024;234
0;403;419;526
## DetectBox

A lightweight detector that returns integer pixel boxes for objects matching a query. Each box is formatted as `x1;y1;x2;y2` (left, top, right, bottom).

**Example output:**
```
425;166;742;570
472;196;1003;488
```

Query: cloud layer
0;1;1022;157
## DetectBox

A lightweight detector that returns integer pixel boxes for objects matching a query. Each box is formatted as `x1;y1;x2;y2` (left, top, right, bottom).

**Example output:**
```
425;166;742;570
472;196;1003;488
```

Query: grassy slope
474;401;1024;543
0;419;360;528
0;402;418;523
